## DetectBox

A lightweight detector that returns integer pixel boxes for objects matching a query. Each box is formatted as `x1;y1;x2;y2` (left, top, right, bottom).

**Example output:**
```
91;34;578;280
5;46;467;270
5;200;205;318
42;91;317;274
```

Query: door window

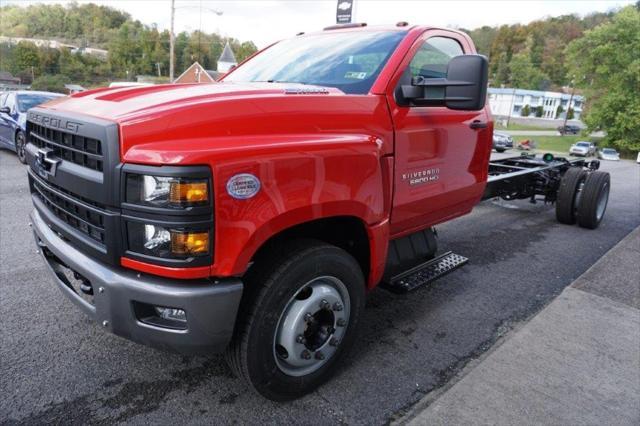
409;36;464;79
4;94;15;113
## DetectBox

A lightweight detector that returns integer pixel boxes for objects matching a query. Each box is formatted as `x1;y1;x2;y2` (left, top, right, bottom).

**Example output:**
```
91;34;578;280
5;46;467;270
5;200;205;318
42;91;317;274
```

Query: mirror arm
411;76;474;88
401;85;424;99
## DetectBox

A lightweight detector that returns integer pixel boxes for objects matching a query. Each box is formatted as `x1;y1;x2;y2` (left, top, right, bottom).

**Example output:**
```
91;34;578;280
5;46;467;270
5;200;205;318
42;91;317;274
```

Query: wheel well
250;216;370;282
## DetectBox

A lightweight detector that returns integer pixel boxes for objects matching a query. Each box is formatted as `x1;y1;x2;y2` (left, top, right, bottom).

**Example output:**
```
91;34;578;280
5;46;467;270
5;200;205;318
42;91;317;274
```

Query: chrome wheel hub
274;276;350;376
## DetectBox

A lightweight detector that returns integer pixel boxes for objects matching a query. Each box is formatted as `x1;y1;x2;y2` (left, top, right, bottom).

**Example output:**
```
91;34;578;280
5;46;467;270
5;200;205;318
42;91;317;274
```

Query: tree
535;106;544;117
31;74;69;93
566;107;575;120
11;41;40;77
522;104;531;117
508;52;549;89
555;104;564;119
567;6;640;152
235;41;258;63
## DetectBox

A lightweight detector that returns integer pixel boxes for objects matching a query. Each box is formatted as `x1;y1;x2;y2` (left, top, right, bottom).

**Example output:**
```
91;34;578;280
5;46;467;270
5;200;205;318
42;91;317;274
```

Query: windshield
576;142;590;147
223;31;406;94
17;94;59;112
602;149;616;154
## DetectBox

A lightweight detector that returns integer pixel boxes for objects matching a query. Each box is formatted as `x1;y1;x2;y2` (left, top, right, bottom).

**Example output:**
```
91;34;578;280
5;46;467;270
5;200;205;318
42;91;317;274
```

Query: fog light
154;306;187;322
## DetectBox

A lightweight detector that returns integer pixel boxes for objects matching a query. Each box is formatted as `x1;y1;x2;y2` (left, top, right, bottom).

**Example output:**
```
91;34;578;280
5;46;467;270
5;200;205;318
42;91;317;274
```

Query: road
1;149;638;425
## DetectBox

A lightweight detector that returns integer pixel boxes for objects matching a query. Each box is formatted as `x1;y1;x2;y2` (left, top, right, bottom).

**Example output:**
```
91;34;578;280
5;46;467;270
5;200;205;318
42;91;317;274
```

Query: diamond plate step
381;251;468;294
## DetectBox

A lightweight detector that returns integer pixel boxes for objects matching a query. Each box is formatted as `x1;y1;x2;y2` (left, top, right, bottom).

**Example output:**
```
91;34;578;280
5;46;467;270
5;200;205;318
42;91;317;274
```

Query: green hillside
0;3;258;87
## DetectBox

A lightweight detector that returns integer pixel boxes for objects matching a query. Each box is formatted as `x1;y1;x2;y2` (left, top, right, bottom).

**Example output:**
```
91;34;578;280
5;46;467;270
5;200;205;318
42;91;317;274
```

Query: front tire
226;240;365;400
15;131;26;164
495;148;506;153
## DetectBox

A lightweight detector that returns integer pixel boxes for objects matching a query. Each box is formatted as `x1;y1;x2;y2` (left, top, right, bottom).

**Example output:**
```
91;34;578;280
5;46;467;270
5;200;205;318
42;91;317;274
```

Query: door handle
469;120;488;130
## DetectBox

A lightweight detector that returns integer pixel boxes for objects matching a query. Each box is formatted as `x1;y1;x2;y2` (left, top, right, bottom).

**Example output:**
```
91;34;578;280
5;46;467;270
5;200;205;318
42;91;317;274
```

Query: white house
488;88;584;120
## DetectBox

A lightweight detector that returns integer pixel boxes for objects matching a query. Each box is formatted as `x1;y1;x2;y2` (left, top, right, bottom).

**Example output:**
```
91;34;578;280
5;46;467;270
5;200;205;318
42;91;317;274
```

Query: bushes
30;74;69;93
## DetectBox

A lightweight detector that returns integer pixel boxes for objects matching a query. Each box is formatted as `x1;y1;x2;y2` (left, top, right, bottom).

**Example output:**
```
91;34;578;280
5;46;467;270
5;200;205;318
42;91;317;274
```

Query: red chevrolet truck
26;23;610;400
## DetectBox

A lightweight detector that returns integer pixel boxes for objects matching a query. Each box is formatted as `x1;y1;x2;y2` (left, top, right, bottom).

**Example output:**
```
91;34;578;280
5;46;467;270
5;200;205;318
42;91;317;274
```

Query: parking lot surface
1;149;639;425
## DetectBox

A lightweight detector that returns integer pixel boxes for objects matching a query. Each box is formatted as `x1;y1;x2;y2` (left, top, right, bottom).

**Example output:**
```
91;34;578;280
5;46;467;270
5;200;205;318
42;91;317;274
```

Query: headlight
126;175;209;208
127;222;210;259
121;165;213;267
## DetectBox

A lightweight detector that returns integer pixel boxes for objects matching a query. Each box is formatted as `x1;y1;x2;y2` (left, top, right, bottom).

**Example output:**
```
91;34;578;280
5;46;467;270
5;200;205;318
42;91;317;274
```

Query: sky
3;0;635;48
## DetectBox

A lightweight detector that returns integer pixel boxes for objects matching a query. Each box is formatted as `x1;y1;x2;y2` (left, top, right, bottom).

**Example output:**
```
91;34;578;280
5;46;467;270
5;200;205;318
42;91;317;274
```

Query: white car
597;148;620;161
569;141;596;157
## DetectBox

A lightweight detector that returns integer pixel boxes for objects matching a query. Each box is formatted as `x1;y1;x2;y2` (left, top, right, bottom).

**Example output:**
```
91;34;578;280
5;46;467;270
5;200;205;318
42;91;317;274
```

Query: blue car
0;90;64;163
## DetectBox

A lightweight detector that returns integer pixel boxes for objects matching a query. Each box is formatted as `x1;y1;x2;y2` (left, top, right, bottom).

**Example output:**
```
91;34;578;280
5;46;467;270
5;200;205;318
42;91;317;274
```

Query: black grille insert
29;123;103;171
32;176;107;244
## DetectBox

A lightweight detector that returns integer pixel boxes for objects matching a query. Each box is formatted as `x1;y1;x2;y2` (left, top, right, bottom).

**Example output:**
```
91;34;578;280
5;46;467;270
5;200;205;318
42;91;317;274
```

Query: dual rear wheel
556;168;610;229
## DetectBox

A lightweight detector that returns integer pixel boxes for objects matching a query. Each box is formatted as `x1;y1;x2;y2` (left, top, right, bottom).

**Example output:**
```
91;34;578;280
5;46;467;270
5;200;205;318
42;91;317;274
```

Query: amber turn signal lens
169;181;208;204
171;231;209;255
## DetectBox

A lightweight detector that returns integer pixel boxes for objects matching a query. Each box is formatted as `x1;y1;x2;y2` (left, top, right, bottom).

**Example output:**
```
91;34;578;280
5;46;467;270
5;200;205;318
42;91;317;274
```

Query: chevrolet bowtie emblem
36;148;61;178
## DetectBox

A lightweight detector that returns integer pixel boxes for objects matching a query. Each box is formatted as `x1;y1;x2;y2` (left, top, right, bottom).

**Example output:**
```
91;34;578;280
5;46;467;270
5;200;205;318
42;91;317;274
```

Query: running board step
381;251;468;294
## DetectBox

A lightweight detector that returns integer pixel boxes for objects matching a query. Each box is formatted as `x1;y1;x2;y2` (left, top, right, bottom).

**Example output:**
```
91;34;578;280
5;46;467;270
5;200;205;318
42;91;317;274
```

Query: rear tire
556;167;587;224
577;171;610;229
15;131;26;164
225;240;365;401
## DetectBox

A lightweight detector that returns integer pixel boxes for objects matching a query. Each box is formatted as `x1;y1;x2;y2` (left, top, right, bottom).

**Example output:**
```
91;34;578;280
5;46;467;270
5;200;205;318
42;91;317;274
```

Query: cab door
387;31;492;237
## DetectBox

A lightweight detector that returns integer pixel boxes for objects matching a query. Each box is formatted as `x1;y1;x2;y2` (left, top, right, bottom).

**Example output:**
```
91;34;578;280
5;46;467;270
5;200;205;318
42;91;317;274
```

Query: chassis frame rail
483;153;597;203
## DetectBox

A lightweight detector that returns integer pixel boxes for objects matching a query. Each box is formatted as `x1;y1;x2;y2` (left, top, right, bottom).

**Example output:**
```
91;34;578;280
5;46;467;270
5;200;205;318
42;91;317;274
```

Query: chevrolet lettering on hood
28;111;83;134
284;87;330;95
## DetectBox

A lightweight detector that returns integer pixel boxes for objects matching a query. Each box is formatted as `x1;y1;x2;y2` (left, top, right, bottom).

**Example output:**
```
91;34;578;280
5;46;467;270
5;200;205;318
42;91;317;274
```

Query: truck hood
39;81;343;123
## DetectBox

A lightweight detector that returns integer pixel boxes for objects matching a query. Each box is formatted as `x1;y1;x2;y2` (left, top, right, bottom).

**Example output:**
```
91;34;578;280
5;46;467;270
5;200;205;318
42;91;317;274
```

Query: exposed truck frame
25;23;611;400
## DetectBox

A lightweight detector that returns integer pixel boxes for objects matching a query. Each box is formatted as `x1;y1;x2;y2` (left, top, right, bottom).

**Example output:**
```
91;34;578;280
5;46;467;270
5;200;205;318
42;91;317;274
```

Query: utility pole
562;84;576;134
169;0;175;82
506;86;516;128
198;0;202;64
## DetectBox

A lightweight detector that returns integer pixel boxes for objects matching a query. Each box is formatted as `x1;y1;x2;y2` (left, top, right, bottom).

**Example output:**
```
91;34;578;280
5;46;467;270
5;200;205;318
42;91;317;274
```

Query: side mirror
400;54;489;111
0;106;10;115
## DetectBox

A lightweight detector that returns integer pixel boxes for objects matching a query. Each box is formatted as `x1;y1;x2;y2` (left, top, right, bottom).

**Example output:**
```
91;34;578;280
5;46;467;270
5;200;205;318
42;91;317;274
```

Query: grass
494;122;551;131
512;135;604;155
508;134;637;160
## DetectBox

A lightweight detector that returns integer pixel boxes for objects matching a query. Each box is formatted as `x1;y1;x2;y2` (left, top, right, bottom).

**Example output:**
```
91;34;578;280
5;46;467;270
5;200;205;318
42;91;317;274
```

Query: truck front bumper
30;209;243;355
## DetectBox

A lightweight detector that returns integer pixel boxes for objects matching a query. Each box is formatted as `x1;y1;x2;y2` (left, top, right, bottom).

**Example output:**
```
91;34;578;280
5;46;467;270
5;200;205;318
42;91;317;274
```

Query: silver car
492;131;514;153
569;141;596;157
597;148;620;161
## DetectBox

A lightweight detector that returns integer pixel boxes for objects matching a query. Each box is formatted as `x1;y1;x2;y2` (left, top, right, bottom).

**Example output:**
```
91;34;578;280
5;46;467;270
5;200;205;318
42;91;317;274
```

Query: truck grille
31;176;106;244
29;123;103;172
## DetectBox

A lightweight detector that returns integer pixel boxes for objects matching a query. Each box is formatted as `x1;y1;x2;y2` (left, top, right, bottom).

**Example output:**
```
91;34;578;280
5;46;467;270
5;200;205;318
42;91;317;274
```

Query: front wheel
15;131;26;164
226;240;365;400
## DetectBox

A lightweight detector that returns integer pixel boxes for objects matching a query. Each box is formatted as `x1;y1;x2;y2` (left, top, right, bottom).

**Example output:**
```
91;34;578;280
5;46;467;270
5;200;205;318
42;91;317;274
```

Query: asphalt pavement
1;149;639;425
